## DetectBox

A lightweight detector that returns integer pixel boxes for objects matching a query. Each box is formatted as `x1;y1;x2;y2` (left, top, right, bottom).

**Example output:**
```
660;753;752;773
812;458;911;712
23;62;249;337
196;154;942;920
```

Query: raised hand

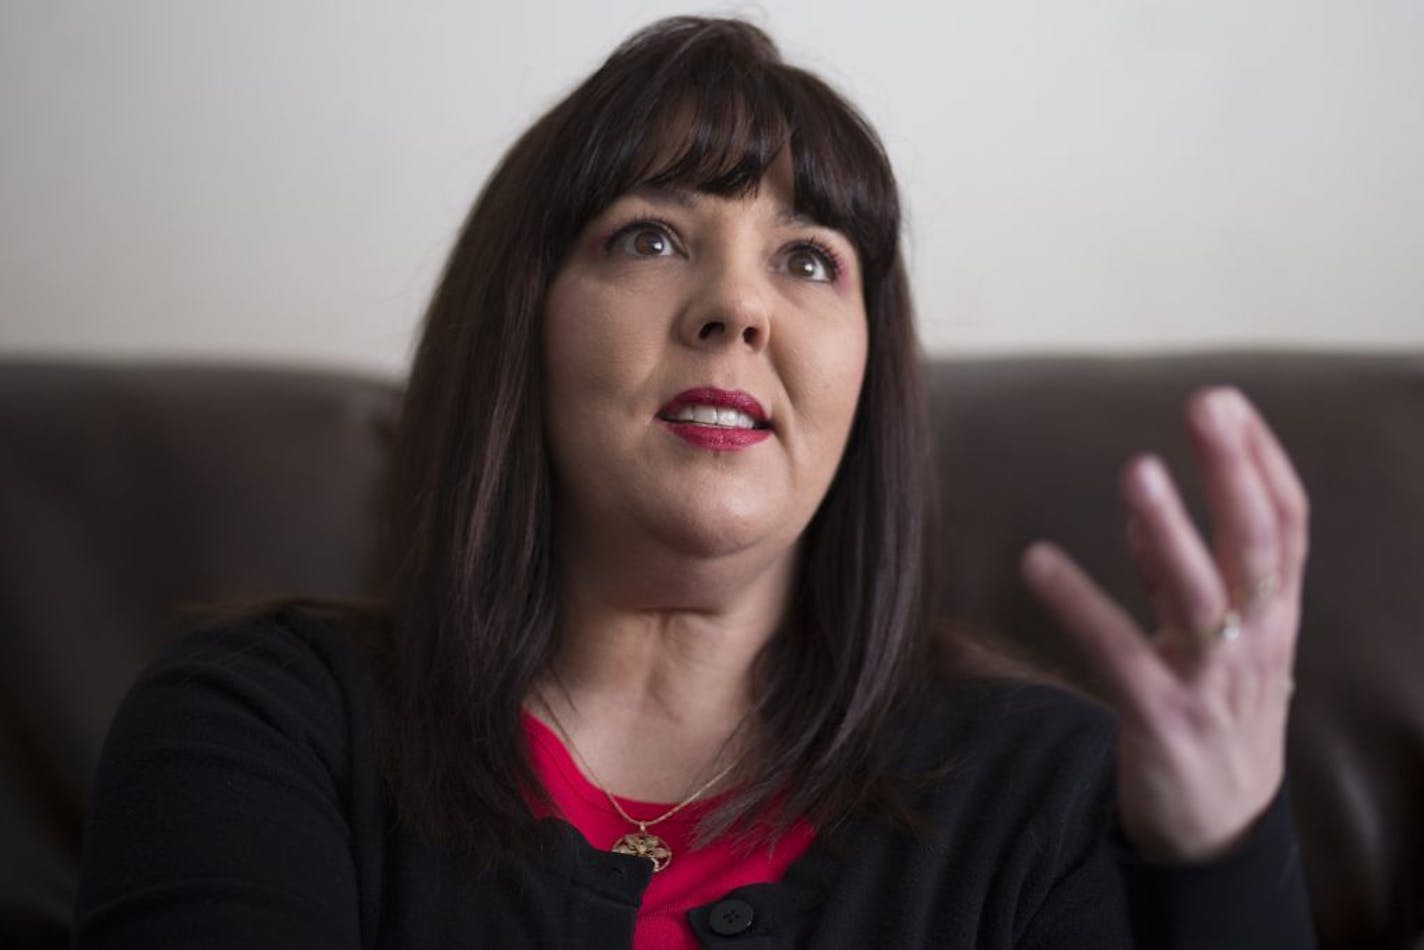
1019;387;1309;862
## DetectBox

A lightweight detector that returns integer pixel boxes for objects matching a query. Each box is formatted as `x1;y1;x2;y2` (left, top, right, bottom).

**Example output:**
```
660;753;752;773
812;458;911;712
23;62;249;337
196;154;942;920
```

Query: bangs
545;19;901;283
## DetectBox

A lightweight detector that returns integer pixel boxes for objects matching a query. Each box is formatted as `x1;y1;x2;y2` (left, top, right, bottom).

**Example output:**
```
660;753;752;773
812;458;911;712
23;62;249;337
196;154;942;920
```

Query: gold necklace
536;691;740;872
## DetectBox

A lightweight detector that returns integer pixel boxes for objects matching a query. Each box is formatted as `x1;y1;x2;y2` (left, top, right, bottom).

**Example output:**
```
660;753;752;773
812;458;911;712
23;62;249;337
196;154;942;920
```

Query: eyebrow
625;184;830;233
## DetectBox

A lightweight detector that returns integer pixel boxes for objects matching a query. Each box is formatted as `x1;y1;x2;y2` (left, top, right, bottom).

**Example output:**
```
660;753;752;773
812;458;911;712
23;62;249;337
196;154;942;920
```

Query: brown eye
632;228;668;255
783;245;835;282
610;222;677;258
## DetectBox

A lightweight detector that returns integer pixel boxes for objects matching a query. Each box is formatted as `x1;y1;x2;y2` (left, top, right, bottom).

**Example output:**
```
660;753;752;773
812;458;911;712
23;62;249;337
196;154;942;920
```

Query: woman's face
542;152;868;567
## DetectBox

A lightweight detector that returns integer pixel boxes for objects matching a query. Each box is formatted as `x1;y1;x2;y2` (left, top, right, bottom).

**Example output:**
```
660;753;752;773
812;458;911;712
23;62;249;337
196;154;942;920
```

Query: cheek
542;273;671;473
543;276;598;396
543;275;637;404
803;322;869;444
774;313;867;503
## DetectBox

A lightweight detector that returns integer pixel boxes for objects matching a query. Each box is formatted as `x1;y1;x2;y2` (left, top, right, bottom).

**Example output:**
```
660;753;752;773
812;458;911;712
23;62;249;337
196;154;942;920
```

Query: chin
645;497;794;561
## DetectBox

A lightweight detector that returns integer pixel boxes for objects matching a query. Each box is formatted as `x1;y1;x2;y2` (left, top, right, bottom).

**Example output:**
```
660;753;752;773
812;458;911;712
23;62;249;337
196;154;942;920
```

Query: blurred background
2;0;1420;379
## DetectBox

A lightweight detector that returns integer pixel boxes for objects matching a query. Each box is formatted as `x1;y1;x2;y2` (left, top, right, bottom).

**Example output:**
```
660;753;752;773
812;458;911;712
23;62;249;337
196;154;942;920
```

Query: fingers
1237;396;1311;586
1121;454;1228;642
1186;389;1283;617
1021;541;1177;726
1023;386;1308;720
1125;514;1170;616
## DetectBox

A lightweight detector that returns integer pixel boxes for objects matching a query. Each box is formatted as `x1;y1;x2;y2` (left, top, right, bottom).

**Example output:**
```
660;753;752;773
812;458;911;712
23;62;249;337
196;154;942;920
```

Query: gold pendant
611;830;672;872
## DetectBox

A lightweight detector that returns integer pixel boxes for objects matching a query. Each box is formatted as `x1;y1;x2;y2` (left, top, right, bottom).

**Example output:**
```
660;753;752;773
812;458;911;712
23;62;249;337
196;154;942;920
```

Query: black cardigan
74;609;1315;948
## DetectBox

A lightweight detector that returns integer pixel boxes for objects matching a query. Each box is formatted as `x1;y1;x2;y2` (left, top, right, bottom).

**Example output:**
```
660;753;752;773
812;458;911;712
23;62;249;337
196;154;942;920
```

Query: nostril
698;321;723;341
742;327;758;345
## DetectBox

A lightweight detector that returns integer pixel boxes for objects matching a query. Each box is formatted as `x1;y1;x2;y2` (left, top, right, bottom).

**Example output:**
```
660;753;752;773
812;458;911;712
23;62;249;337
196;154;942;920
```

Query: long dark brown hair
371;16;935;855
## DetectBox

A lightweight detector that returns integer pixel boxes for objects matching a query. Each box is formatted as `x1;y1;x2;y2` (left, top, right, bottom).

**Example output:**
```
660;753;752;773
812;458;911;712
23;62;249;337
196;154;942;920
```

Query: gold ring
1196;608;1243;647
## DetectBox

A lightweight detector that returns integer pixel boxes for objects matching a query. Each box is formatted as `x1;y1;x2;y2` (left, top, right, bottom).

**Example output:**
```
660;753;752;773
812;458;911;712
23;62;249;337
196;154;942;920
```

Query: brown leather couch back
1;355;1420;948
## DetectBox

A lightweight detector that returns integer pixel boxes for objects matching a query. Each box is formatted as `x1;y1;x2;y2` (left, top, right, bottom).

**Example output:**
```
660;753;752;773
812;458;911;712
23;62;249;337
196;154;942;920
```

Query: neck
529;535;797;802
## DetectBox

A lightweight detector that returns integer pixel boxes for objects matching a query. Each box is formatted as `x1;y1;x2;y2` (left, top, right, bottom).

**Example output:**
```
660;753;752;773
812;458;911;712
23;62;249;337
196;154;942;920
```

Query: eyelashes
605;218;681;259
603;217;845;284
788;237;844;284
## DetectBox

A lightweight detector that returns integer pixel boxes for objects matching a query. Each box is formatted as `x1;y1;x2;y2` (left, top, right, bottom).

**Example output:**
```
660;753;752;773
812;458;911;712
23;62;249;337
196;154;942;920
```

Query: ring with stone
1198;608;1243;647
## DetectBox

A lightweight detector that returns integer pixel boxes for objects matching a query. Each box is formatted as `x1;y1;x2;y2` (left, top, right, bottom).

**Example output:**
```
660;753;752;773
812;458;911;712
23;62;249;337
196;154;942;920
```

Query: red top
523;712;817;949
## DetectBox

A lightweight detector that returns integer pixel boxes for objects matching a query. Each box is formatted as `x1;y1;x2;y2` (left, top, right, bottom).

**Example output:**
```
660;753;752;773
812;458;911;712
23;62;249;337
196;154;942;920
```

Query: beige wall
2;1;1420;378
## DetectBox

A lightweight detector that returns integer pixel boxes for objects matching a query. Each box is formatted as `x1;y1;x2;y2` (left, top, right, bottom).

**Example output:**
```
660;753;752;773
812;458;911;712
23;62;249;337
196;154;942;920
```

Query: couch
1;354;1420;948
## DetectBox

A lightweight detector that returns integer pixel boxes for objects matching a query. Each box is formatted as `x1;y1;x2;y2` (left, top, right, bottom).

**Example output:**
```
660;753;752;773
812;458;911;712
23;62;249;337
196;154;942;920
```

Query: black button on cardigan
707;898;755;935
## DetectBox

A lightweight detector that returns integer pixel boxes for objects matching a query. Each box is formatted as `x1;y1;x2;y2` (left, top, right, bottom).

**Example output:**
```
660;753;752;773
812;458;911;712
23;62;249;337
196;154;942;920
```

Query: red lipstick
656;387;772;451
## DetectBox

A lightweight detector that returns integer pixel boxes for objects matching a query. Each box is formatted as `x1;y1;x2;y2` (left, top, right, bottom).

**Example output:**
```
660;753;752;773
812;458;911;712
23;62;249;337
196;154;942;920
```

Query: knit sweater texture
74;609;1315;948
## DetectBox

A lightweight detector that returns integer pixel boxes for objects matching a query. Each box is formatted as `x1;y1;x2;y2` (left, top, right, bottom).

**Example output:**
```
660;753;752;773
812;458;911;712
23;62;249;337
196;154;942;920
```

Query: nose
677;254;772;353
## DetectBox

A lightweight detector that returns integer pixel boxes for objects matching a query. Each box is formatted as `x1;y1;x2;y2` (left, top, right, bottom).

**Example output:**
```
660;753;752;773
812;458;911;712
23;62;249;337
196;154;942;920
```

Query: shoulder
78;607;383;944
112;606;376;776
899;676;1116;772
890;676;1120;840
144;605;370;687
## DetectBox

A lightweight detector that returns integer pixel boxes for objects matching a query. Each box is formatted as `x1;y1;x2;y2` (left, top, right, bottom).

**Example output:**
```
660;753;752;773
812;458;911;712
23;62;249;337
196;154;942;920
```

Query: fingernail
1196;389;1243;443
1134;456;1168;500
1021;541;1059;583
1209;390;1236;427
1216;387;1249;425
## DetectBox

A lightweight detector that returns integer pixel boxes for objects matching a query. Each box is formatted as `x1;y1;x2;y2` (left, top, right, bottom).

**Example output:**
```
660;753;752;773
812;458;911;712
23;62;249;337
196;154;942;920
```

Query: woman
75;16;1314;948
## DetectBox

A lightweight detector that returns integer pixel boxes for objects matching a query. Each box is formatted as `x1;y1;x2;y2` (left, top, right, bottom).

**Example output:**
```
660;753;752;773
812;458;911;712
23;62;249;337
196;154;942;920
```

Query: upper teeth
667;405;759;429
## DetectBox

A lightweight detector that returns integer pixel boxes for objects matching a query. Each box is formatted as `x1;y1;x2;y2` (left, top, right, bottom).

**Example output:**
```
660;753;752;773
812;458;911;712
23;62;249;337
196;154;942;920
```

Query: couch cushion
0;361;396;947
